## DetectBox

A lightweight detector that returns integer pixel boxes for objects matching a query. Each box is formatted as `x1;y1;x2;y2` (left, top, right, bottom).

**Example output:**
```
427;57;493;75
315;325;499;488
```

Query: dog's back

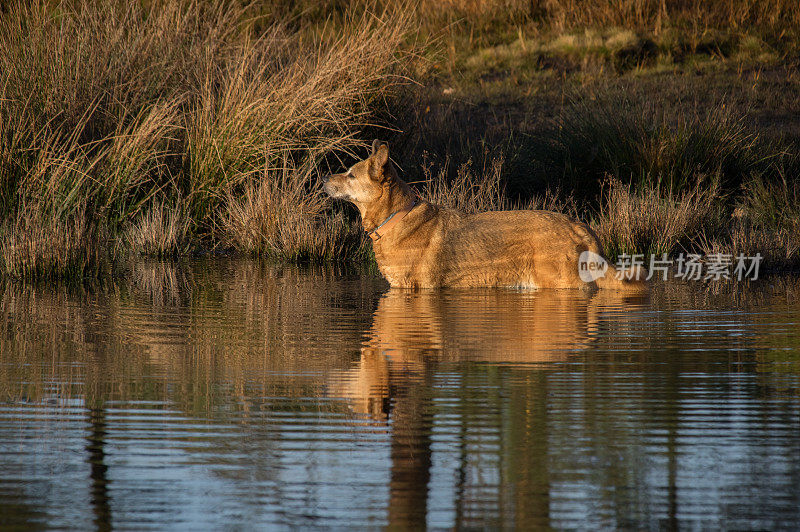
324;140;648;290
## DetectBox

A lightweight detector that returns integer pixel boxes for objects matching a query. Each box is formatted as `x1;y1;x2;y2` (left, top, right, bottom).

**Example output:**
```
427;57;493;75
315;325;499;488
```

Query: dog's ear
368;141;390;180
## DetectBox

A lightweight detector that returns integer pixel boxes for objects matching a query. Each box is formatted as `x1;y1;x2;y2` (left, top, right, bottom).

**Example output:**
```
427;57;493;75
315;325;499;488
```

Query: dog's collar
367;198;417;241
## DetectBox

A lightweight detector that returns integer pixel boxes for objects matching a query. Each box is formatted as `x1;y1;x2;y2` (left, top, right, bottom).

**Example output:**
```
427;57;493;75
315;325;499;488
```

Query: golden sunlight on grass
1;0;799;279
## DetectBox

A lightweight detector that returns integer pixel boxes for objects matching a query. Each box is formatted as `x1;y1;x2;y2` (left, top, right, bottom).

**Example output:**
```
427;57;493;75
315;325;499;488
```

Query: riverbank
1;0;798;281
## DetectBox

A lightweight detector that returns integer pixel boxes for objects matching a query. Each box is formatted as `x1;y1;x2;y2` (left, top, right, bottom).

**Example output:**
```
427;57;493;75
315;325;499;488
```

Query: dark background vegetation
1;0;798;280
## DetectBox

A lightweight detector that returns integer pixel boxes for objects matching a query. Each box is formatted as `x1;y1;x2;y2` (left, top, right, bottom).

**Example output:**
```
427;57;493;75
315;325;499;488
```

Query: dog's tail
594;263;649;291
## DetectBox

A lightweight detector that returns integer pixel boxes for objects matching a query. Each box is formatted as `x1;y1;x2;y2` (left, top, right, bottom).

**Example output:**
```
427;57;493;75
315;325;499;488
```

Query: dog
323;140;647;290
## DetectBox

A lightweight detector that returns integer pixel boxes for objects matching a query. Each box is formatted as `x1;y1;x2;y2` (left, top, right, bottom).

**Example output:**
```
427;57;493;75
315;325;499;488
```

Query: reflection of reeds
0;260;382;414
1;284;89;402
124;261;193;307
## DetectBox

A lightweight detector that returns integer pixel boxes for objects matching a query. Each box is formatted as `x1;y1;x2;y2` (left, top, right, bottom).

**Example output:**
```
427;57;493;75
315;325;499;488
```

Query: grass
0;0;412;279
706;174;800;268
419;155;577;215
222;157;368;261
122;202;191;258
1;0;799;281
0;203;106;281
419;157;512;213
592;177;724;260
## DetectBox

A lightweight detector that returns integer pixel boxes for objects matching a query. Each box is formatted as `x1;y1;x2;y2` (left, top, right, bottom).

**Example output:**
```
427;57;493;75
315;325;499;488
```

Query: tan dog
323;140;647;290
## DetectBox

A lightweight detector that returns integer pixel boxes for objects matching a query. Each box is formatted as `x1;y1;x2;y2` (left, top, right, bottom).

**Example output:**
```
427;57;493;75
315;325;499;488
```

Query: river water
1;260;799;529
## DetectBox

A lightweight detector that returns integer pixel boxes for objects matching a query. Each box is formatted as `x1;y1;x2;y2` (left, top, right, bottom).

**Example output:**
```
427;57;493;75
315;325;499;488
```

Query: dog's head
322;139;397;204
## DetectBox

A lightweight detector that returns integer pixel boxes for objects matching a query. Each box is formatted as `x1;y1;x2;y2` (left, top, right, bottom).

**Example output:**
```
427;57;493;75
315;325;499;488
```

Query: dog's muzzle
321;175;338;198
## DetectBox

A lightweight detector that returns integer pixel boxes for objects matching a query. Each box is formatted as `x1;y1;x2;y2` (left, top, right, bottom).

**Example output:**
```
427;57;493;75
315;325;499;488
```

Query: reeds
420;157;511;213
703;174;800;268
547;97;800;266
537;97;790;196
592;173;800;269
122;202;191;258
592;177;724;260
2;0;799;281
222;157;368;261
0;0;412;279
420;156;576;215
0;203;104;281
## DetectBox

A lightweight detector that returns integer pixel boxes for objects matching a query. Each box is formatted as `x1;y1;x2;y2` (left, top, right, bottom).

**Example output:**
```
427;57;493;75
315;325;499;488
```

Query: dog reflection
332;289;645;418
329;289;647;527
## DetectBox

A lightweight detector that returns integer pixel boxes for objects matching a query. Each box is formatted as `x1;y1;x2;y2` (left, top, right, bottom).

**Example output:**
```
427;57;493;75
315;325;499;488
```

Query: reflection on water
330;289;648;417
1;260;799;529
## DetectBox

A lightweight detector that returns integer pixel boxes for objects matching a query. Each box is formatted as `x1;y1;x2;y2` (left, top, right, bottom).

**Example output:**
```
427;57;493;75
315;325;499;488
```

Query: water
1;260;799;530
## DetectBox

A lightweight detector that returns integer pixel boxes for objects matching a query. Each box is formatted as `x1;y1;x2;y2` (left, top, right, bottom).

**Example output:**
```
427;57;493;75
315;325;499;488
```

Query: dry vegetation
1;0;799;281
0;0;410;279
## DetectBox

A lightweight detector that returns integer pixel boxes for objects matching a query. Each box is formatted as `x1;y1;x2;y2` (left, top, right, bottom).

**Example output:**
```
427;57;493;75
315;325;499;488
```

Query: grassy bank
0;0;409;280
1;0;799;281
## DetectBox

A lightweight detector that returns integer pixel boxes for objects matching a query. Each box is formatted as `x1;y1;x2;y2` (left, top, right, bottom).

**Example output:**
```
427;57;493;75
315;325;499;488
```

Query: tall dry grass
593;177;723;260
535;97;792;197
411;0;800;36
223;157;368;261
0;0;412;279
